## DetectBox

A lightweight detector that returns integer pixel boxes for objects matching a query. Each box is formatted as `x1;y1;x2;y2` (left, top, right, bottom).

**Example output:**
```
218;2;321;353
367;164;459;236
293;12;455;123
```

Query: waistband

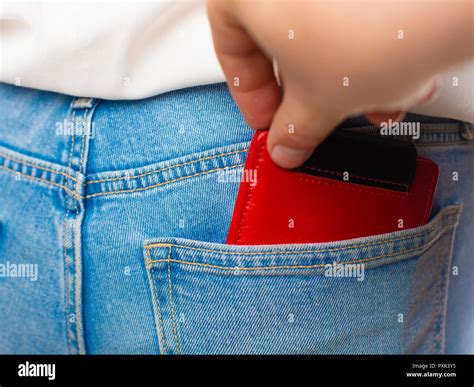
0;82;473;201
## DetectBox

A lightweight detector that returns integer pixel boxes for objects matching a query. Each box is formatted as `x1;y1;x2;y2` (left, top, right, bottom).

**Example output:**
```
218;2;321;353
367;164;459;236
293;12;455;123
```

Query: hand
207;0;473;168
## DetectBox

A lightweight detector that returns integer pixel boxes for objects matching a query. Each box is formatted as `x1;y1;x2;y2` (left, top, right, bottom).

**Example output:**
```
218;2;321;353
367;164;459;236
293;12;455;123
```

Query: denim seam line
63;109;77;355
0;165;80;199
145;223;458;272
0;146;82;199
144;248;168;354
71;109;87;356
0;162;246;201
84;163;246;199
167;246;181;354
436;214;459;354
63;106;91;356
85;148;248;185
0;150;80;183
145;206;460;257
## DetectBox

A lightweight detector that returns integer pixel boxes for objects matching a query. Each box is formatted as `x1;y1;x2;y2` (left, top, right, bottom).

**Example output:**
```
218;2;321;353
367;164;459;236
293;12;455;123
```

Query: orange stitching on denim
71;108;86;355
0;150;79;182
1;163;247;200
79;109;88;174
421;159;437;223
0;165;80;199
84;163;245;198
167;247;180;354
435;220;458;354
86;148;248;185
144;208;460;256
63;109;75;354
145;248;167;354
145;224;458;271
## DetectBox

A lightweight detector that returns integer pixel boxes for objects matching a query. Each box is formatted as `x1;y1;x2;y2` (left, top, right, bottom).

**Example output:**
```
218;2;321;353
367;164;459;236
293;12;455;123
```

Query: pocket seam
145;206;460;258
145;224;457;272
166;246;181;354
145;248;168;354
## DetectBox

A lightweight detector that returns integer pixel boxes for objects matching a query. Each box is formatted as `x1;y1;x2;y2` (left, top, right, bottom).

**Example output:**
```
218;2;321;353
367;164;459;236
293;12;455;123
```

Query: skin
207;0;474;168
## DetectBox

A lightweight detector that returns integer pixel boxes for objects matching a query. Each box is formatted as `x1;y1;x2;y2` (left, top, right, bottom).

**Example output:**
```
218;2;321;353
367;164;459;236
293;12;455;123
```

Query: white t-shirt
0;1;472;122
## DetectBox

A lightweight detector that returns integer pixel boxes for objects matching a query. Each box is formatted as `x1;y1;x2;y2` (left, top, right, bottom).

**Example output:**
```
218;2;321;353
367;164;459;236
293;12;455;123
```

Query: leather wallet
226;130;439;245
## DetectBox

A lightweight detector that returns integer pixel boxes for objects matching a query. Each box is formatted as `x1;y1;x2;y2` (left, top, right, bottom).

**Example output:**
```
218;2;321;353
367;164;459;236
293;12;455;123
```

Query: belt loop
459;121;474;141
71;97;94;110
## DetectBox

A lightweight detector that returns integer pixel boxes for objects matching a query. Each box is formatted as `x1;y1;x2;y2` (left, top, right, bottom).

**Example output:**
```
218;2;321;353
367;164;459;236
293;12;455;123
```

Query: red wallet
226;130;439;245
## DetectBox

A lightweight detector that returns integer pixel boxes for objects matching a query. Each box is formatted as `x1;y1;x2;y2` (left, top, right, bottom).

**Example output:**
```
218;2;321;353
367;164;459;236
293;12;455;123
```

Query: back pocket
143;205;461;354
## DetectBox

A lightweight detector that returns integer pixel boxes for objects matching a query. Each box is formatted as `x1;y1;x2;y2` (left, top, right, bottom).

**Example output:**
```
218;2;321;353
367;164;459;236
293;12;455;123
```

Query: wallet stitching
296;175;409;199
236;141;265;244
299;166;409;190
235;135;435;244
145;223;457;270
296;158;435;201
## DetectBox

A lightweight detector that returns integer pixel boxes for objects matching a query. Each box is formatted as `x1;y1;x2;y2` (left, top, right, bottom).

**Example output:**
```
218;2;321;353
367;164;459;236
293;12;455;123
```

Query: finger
207;1;282;129
414;78;440;106
267;92;342;169
365;110;405;126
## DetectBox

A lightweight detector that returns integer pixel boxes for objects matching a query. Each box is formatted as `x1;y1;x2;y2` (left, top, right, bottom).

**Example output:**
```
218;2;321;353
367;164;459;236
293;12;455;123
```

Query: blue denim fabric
0;82;472;354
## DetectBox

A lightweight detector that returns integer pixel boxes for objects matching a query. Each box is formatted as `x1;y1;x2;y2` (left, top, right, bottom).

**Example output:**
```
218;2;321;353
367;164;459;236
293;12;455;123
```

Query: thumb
267;93;342;169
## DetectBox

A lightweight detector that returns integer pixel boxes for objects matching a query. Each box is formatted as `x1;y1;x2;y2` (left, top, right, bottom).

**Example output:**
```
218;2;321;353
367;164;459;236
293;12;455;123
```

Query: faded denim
0;82;472;354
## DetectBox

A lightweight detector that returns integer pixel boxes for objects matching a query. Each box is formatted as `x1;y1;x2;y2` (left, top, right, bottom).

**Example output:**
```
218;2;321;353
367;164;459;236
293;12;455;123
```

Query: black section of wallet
294;130;417;192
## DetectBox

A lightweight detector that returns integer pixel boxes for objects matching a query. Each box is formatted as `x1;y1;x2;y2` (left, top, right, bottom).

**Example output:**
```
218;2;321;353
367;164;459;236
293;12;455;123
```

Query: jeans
0;82;473;354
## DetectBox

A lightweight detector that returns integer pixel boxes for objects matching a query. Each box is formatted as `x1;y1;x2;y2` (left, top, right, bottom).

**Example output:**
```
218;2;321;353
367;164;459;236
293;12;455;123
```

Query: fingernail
271;145;310;169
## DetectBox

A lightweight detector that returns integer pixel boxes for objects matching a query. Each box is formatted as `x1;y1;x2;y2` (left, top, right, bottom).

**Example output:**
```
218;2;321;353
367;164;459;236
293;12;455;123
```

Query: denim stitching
0;150;80;182
416;141;474;147
84;163;246;198
433;221;459;354
145;248;167;354
1;163;246;200
63;110;76;354
72;108;87;355
85;148;248;185
167;247;181;354
145;225;440;255
421;163;437;222
145;208;459;256
146;224;457;272
431;240;447;354
79;110;87;174
0;165;79;198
